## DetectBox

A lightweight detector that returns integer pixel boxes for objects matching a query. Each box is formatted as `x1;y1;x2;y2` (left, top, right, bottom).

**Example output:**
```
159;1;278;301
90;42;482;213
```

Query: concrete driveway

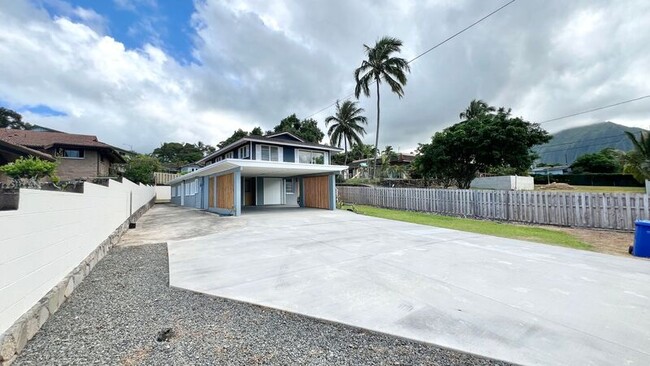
167;207;650;365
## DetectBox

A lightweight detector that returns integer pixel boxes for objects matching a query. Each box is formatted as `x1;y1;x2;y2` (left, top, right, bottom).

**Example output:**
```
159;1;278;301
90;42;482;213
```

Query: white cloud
0;0;649;154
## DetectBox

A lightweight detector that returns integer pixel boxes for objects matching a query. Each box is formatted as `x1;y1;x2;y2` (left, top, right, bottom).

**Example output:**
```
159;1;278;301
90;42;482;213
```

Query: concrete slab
167;208;650;365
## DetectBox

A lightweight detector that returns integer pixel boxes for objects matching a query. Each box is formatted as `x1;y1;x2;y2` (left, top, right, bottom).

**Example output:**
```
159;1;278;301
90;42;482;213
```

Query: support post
329;174;336;210
234;169;242;216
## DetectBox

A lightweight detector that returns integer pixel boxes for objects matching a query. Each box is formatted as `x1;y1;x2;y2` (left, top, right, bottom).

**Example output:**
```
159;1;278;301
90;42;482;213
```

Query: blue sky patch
21;104;68;117
39;0;197;63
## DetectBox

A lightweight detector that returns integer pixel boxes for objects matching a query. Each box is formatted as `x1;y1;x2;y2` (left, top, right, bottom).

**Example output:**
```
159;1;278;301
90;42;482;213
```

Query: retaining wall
0;179;155;365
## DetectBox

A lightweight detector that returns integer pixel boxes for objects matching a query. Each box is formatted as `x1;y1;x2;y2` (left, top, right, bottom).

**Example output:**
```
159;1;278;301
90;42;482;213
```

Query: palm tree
459;99;496;120
354;36;410;178
623;131;650;181
325;100;368;166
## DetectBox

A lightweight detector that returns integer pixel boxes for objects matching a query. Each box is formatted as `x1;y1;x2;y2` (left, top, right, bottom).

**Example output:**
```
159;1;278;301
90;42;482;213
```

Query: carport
168;159;345;216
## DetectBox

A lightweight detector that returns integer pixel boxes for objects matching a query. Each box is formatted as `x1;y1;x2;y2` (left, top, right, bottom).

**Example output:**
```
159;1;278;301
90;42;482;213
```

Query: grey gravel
15;244;512;365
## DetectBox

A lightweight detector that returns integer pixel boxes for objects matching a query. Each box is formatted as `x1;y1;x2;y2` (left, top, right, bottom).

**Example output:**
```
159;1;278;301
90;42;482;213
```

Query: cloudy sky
1;0;649;153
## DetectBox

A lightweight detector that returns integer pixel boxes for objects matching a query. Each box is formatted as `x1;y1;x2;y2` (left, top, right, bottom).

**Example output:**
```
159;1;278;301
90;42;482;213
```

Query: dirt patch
541;226;634;256
537;182;575;191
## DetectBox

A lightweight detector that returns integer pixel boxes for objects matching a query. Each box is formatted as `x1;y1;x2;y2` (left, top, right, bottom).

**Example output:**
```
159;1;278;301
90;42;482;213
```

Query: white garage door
263;178;283;205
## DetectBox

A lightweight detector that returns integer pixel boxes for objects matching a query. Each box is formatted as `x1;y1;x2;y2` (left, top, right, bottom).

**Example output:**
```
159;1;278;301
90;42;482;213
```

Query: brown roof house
0;129;125;181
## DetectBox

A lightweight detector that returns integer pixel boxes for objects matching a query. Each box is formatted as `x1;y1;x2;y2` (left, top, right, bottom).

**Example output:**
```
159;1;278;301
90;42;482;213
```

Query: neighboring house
530;165;572;176
348;153;415;179
0;129;126;180
180;163;200;174
168;132;346;216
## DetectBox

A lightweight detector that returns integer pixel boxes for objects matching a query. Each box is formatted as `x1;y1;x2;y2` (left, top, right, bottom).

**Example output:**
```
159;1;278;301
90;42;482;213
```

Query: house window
285;179;294;194
261;145;279;161
238;145;250;159
298;150;325;164
61;148;84;158
216;156;223;162
224;151;234;159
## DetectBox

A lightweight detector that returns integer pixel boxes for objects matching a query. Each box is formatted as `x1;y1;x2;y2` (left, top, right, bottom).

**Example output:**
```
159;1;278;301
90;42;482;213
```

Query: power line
305;0;517;119
407;0;516;64
538;95;650;124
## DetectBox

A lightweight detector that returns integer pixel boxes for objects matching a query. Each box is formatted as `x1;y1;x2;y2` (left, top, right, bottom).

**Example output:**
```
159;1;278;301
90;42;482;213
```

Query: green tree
413;101;551;188
325;100;367;165
571;148;623;173
250;126;264;136
272;114;325;143
623;131;650;182
218;129;249;148
1;107;33;130
123;155;161;185
196;141;216;155
459;99;495;120
354;36;410;178
152;142;204;164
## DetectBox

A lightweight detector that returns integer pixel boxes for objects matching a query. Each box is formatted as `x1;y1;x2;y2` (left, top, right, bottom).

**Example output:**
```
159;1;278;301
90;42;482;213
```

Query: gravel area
15;244;511;366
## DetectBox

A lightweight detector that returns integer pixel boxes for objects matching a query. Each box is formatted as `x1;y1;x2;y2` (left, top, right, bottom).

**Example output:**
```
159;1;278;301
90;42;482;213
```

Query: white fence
155;185;171;203
338;186;650;231
0;179;155;334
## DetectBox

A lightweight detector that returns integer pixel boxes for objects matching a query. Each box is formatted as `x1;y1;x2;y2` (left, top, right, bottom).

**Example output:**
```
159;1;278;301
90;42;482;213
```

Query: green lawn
535;185;646;193
344;205;592;250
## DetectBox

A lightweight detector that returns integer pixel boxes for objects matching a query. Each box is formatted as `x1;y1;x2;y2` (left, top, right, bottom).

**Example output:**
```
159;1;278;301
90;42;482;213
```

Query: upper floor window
60;148;85;159
261;145;279;161
238;145;250;159
224;151;234;159
298;150;325;164
215;156;223;162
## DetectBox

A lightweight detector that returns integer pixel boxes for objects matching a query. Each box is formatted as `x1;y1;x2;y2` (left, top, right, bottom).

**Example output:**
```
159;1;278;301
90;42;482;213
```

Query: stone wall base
0;197;156;365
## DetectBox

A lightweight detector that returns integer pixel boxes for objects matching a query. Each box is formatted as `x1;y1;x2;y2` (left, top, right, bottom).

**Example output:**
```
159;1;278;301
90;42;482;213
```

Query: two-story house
167;132;346;215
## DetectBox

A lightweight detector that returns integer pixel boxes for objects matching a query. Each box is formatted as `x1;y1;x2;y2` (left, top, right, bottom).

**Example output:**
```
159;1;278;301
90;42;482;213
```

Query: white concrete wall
0;179;155;334
155;185;171;203
470;176;534;191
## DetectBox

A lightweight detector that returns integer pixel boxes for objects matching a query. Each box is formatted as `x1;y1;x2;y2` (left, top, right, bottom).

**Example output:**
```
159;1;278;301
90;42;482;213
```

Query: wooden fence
337;186;650;231
154;172;181;185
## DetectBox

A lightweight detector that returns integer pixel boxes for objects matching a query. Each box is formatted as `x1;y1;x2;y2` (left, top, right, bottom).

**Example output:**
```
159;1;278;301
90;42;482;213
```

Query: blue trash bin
633;220;650;257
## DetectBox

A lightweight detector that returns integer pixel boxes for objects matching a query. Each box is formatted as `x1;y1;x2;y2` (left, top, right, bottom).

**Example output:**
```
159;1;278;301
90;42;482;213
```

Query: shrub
0;156;58;181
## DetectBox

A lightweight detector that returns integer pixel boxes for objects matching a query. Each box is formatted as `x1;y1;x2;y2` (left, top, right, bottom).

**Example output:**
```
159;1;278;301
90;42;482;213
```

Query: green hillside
534;122;646;165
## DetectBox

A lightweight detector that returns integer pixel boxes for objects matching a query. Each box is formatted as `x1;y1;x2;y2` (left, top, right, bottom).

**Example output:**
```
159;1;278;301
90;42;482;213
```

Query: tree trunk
373;79;380;179
343;138;348;166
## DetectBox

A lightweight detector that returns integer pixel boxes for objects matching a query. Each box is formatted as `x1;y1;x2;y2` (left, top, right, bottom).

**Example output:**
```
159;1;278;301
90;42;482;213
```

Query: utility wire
407;0;516;64
538;95;650;124
305;0;517;119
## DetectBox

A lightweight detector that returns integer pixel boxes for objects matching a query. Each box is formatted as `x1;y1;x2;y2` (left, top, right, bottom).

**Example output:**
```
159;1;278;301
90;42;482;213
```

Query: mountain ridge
534;122;646;165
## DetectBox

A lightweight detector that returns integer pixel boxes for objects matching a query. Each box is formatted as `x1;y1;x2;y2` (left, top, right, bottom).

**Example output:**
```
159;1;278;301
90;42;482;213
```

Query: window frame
224;151;234;159
238;145;250;159
297;149;325;165
60;148;85;159
260;145;280;162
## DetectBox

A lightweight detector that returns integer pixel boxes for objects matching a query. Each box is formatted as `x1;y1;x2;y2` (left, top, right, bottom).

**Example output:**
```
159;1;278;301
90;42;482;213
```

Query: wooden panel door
244;178;255;206
208;177;215;208
217;173;234;209
303;175;330;209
